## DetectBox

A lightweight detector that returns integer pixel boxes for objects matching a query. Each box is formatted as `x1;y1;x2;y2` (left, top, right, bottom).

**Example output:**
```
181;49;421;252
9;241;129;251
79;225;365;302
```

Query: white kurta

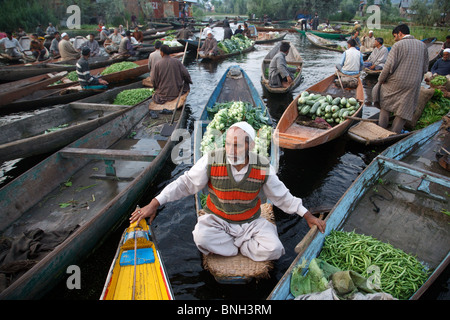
155;154;309;261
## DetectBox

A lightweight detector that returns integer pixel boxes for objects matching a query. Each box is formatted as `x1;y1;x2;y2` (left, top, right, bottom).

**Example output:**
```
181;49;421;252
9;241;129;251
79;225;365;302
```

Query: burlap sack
405;87;435;129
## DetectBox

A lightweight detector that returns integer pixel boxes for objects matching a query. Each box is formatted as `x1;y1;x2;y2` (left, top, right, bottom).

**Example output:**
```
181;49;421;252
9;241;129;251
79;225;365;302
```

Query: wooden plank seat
60;147;160;179
69;102;131;111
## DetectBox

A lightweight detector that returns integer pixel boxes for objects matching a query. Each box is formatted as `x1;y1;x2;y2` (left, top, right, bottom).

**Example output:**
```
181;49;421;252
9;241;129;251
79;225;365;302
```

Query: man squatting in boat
130;122;326;262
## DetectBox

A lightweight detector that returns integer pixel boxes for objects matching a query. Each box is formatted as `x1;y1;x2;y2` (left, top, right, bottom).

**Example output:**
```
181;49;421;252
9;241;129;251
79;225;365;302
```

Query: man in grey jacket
268;42;300;88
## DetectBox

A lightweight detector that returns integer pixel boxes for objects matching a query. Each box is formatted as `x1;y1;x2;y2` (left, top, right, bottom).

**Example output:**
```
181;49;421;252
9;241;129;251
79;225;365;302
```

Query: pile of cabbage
217;34;254;54
200;101;272;157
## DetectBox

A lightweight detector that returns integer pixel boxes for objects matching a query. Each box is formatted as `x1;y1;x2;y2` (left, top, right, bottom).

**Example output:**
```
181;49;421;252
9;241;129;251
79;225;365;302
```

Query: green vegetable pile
100;61;139;76
318;230;430;300
415;89;450;130
200;101;271;156
297;91;360;125
217;34;254;54
113;88;155;105
430;75;448;86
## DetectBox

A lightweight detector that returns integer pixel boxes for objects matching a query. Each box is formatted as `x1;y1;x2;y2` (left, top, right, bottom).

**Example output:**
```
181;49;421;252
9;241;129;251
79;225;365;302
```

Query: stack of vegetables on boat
217;34;254;54
290;230;430;300
200;101;272;156
112;88;154;105
297;91;360;125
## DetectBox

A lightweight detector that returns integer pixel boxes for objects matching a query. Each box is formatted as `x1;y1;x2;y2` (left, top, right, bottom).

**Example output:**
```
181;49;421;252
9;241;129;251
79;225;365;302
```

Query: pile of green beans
100;61;139;76
318;230;430;300
113;88;154;106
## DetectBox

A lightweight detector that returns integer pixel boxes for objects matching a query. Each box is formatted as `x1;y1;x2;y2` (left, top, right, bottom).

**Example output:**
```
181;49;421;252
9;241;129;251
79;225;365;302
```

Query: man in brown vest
131;122;326;262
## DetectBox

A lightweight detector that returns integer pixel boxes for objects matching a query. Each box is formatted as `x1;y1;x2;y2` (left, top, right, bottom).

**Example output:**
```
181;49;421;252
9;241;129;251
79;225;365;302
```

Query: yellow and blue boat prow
100;219;174;300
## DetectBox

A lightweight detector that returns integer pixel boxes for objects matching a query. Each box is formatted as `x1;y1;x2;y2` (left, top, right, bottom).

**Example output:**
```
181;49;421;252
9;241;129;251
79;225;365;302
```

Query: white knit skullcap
444;48;450;53
228;121;255;141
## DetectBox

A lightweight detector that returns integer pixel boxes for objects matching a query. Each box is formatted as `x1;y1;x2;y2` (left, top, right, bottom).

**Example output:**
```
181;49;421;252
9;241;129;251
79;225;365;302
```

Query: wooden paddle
160;80;185;137
294;206;332;254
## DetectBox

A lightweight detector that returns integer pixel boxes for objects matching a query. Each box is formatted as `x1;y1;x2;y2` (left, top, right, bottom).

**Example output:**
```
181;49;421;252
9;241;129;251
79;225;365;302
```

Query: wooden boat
268;118;450;300
0;71;67;106
100;219;174;300
0;56;128;82
256;26;297;33
260;42;303;94
305;32;344;53
142;26;173;36
347;112;413;146
193;65;278;284
275;74;364;149
199;43;255;61
0;80;188;299
0;81;148;163
252;32;287;44
177;38;202;51
295;28;350;40
0;84;103;116
50;59;149;89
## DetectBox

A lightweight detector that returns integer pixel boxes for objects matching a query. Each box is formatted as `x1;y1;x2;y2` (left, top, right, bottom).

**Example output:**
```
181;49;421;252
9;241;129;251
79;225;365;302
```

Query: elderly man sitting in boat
360;30;375;53
268;41;300;88
430;48;450;76
363;37;389;71
130;122;326;262
198;31;218;56
58;32;81;61
336;39;364;76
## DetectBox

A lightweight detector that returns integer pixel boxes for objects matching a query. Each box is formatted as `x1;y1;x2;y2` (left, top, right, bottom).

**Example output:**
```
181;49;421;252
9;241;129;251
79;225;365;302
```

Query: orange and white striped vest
205;148;269;224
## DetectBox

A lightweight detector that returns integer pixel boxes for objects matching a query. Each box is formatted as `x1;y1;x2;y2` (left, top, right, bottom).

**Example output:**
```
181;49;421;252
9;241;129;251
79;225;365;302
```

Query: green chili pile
113;88;154;105
100;61;140;76
318;230;430;300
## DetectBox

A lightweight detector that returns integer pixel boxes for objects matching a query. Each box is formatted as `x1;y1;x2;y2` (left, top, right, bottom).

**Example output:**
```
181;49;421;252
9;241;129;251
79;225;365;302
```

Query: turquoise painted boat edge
267;119;445;300
0;100;188;299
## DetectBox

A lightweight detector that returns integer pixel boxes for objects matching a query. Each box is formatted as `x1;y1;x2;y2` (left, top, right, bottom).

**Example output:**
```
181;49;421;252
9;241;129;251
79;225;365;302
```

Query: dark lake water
1;31;448;300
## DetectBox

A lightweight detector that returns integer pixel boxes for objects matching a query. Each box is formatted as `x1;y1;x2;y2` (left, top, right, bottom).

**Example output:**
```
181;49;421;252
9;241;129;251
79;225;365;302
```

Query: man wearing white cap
131;121;326;262
430;48;450;76
58;32;80;61
198;31;218;56
360;30;375;53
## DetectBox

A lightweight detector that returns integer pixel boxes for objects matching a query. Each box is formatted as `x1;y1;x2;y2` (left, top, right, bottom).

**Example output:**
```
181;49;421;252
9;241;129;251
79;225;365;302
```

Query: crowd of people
0;21;146;63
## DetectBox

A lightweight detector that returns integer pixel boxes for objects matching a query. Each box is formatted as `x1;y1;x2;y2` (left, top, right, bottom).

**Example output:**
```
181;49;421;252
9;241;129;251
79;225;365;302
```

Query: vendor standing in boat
374;24;428;134
335;39;364;76
268;41;300;88
147;40;163;87
151;44;192;104
130;122;326;262
76;46;108;90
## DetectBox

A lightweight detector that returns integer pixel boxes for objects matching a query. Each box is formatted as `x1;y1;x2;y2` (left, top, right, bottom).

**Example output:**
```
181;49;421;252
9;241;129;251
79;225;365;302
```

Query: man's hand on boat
303;211;326;233
130;198;160;225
